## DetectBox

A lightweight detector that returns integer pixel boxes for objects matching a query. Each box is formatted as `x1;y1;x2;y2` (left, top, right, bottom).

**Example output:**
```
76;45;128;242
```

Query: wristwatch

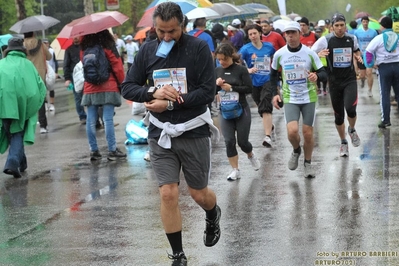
167;100;174;111
147;86;157;100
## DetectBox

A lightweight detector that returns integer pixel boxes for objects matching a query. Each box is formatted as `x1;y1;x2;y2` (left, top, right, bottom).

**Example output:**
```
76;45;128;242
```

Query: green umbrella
381;6;399;16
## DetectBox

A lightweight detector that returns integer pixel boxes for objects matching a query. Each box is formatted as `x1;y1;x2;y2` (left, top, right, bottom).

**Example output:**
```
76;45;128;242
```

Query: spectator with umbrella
24;31;52;134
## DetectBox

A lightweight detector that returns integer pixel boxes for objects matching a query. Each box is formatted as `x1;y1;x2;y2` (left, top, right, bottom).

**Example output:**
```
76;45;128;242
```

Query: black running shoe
107;147;127;161
203;205;221;247
168;252;187;266
90;150;102;161
378;122;391;129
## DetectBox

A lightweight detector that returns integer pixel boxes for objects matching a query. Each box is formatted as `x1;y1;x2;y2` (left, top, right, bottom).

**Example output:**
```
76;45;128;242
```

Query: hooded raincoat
0;51;46;153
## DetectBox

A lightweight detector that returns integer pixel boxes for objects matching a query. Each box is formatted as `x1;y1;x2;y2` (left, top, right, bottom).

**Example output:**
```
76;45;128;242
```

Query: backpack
82;45;110;85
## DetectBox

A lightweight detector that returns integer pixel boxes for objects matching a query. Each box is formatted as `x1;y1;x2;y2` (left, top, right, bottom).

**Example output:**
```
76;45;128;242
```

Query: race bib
253;56;271;75
333;47;352;68
283;63;307;85
218;91;240;103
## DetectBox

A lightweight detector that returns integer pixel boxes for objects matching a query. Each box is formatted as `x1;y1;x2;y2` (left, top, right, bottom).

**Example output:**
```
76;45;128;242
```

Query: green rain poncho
0;51;46;153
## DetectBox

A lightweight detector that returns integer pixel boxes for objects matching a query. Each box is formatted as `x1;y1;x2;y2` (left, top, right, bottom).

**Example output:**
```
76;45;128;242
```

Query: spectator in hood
0;37;46;178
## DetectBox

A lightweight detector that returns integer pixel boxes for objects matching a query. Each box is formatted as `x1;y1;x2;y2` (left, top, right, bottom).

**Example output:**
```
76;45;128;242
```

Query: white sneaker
248;153;260;171
48;104;55;111
227;169;240;181
340;143;349;157
143;150;150;162
40;127;48;134
368;90;373;97
288;148;301;170
348;127;360;147
304;162;315;178
262;136;272;148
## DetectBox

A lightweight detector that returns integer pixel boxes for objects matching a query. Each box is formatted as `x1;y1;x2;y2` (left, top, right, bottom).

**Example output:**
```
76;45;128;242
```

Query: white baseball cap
124;35;133;41
231;18;241;26
283;21;301;32
318;20;326;26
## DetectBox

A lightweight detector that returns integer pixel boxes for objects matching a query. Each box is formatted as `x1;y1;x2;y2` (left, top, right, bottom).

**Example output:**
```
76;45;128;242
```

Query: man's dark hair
332;13;346;24
194;18;207;27
299;17;310;26
261;20;270;25
349;20;358;29
153;2;184;26
361;16;369;22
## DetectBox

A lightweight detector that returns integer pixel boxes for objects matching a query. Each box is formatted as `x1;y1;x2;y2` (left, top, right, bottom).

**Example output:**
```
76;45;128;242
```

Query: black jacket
63;44;80;81
121;34;216;139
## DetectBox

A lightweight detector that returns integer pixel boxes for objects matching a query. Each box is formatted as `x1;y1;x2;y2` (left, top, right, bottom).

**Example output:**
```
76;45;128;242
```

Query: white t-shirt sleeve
271;50;280;70
353;35;360;51
311;36;327;53
309;49;324;70
365;35;380;53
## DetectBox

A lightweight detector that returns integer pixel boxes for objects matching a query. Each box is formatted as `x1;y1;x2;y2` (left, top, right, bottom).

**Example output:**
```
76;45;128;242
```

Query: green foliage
2;0;396;38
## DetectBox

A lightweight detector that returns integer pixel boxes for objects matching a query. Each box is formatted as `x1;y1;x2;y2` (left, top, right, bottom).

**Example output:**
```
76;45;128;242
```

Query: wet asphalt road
1;77;399;266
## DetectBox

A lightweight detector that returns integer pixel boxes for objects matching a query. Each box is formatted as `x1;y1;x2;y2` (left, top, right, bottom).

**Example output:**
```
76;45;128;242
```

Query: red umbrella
355;11;370;19
137;6;156;28
58;11;129;38
50;37;73;60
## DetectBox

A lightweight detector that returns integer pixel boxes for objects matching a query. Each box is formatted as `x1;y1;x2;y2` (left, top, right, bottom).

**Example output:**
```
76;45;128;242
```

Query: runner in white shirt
365;16;399;128
124;35;139;70
271;21;327;178
114;33;126;64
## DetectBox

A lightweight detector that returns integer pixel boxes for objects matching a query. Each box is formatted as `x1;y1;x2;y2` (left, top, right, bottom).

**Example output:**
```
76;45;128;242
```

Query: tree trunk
15;0;27;20
84;0;94;15
130;0;138;32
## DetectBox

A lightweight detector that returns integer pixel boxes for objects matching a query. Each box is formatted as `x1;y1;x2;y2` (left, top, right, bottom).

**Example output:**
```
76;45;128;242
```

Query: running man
312;13;363;157
354;16;378;97
121;3;221;265
271;21;327;178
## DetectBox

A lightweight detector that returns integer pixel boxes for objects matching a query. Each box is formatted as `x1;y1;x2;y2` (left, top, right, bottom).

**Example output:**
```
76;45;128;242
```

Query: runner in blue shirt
239;24;275;147
354;16;378;96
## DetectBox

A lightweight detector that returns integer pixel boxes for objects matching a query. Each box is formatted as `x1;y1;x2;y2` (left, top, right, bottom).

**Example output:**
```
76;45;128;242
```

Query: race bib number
218;91;240;103
283;63;307;85
333;48;352;68
253;56;271;75
153;68;187;94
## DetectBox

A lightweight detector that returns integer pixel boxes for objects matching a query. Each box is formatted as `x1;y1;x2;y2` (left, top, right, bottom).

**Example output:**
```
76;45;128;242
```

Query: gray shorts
284;102;316;126
148;137;211;190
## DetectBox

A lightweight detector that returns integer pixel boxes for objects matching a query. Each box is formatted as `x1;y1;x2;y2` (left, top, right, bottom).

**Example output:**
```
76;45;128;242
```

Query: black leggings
329;79;358;125
220;104;253;158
